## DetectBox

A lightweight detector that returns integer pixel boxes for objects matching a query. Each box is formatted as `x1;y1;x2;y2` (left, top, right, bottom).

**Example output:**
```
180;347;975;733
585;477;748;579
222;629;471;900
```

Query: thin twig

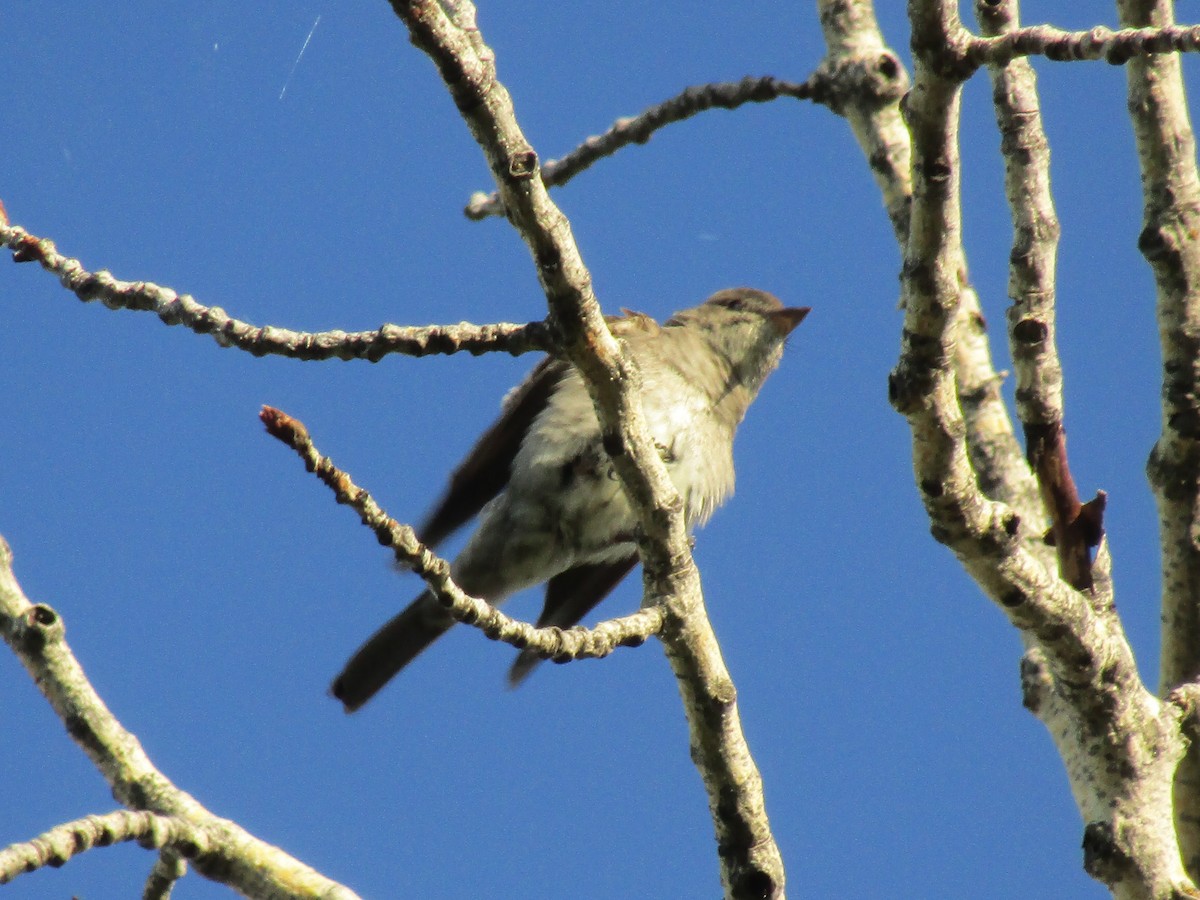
465;76;816;220
259;406;664;662
143;849;187;900
967;22;1200;69
0;811;196;886
1;223;551;360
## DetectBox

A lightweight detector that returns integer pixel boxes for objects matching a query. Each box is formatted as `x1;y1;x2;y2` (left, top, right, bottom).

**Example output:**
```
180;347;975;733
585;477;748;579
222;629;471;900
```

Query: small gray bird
331;288;808;711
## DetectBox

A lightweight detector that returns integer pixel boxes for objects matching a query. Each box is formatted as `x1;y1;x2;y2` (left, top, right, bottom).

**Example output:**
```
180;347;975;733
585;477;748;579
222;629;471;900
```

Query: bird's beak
770;306;810;336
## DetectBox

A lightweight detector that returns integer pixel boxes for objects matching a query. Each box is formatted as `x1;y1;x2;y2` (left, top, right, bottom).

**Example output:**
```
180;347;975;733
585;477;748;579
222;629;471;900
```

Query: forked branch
0;538;359;899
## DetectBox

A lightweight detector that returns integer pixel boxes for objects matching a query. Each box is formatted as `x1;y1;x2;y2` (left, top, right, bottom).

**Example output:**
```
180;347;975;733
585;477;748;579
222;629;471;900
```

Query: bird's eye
713;297;748;311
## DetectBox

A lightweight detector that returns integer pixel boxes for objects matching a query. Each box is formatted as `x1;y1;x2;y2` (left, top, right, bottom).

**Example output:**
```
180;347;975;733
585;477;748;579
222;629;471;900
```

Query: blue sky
0;3;1185;898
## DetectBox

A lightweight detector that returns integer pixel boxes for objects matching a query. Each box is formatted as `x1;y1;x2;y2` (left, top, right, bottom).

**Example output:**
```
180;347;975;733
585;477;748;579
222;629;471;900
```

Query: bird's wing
418;310;658;548
507;555;639;686
419;356;569;548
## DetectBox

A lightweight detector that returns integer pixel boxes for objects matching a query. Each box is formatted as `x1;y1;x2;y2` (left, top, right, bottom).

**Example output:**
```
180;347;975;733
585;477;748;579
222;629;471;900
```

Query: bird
331;288;809;711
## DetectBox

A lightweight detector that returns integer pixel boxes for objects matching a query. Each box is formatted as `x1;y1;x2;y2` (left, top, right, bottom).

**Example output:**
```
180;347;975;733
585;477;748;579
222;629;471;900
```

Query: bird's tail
330;591;455;712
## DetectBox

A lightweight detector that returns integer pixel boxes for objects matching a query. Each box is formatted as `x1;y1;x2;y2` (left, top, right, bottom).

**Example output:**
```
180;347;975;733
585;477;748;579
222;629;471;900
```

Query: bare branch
952;289;1048;533
1;223;551;360
0;811;197;887
909;19;1200;81
977;0;1104;591
143;849;187;900
888;1;1198;895
815;0;912;241
0;537;360;899
818;1;1199;893
967;22;1200;69
817;1;1046;528
385;3;784;896
259;406;663;663
465;76;817;220
1114;0;1200;879
1119;0;1200;692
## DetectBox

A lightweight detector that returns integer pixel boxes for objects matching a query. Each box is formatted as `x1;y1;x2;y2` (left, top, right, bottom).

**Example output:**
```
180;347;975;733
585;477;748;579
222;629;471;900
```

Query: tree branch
816;0;1047;528
0;811;196;887
967;21;1200;69
977;0;1104;591
465;75;817;220
818;1;1198;894
951;286;1049;532
1;223;551;360
1115;0;1200;880
888;1;1197;895
0;537;360;899
814;0;912;241
384;2;784;896
906;19;1200;81
260;406;664;663
144;849;188;900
